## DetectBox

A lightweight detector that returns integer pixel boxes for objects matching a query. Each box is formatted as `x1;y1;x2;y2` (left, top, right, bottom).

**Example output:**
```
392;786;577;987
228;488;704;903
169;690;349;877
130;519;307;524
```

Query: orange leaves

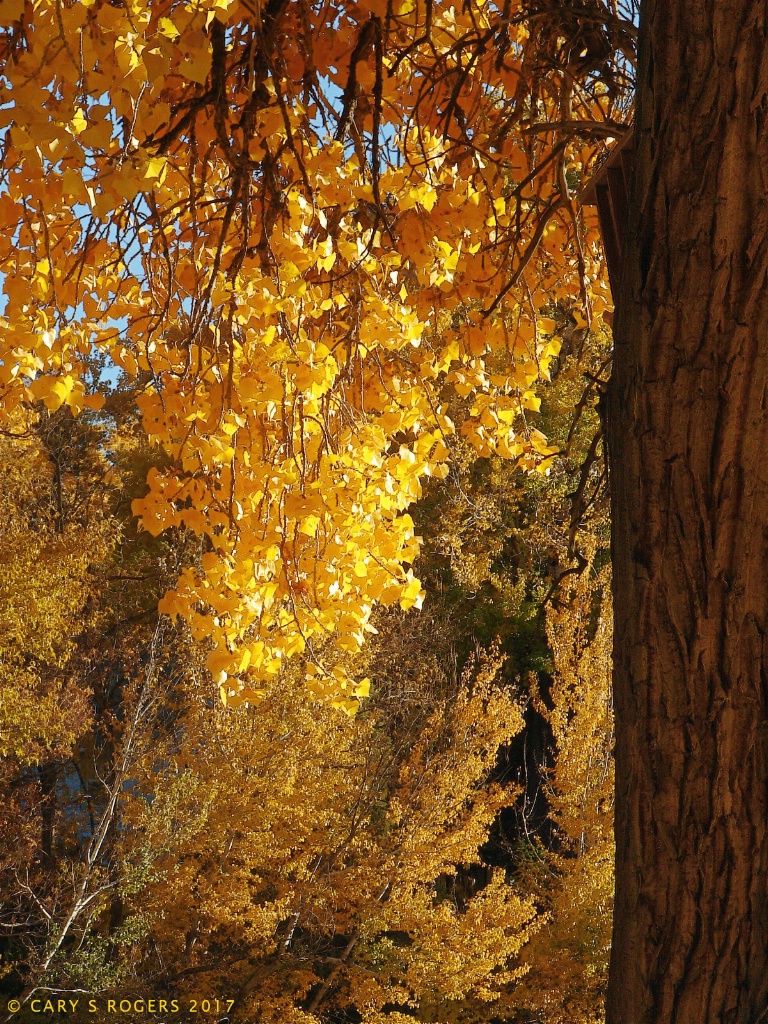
177;40;212;86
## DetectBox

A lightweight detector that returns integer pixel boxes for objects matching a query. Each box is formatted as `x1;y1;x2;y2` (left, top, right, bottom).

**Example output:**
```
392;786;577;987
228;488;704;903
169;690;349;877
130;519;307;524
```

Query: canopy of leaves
0;0;632;705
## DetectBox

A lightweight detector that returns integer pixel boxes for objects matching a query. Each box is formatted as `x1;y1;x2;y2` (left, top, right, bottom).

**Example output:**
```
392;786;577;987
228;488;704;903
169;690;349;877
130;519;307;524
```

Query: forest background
0;0;633;1021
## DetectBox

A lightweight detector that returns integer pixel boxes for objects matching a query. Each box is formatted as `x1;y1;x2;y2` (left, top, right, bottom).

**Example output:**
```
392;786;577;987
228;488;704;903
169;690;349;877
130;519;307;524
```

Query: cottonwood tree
607;1;768;1021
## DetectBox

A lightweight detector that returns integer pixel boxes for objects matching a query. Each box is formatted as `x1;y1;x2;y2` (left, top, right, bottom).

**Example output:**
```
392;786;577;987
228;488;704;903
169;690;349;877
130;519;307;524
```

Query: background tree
0;397;188;1011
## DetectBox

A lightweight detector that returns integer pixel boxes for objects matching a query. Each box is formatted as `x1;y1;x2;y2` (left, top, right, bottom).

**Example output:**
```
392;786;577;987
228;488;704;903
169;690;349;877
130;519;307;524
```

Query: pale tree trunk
606;2;768;1022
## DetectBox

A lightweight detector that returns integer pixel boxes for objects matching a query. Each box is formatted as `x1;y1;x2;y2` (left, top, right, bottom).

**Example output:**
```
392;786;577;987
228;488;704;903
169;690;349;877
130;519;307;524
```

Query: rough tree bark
606;2;768;1022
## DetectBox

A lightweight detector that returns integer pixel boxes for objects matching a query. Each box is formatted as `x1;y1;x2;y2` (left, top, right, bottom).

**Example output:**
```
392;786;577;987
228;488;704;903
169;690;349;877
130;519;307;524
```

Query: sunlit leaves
0;0;621;703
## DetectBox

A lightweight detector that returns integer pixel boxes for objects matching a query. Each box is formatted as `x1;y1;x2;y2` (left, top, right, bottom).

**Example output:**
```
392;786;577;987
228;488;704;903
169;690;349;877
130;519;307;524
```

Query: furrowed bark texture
606;3;768;1022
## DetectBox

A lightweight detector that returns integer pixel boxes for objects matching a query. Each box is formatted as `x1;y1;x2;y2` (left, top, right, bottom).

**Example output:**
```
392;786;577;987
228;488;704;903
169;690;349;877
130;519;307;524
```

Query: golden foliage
119;643;537;1021
0;411;112;762
0;0;624;703
512;549;613;1024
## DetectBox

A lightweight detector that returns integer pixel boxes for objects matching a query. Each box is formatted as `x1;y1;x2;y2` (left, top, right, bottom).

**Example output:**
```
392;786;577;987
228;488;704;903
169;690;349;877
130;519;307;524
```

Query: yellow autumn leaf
70;107;87;135
353;677;371;698
144;156;167;181
157;16;180;41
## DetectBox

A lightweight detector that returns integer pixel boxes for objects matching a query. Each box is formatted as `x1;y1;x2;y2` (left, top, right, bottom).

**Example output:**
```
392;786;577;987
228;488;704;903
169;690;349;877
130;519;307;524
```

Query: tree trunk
38;762;58;864
606;2;768;1022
